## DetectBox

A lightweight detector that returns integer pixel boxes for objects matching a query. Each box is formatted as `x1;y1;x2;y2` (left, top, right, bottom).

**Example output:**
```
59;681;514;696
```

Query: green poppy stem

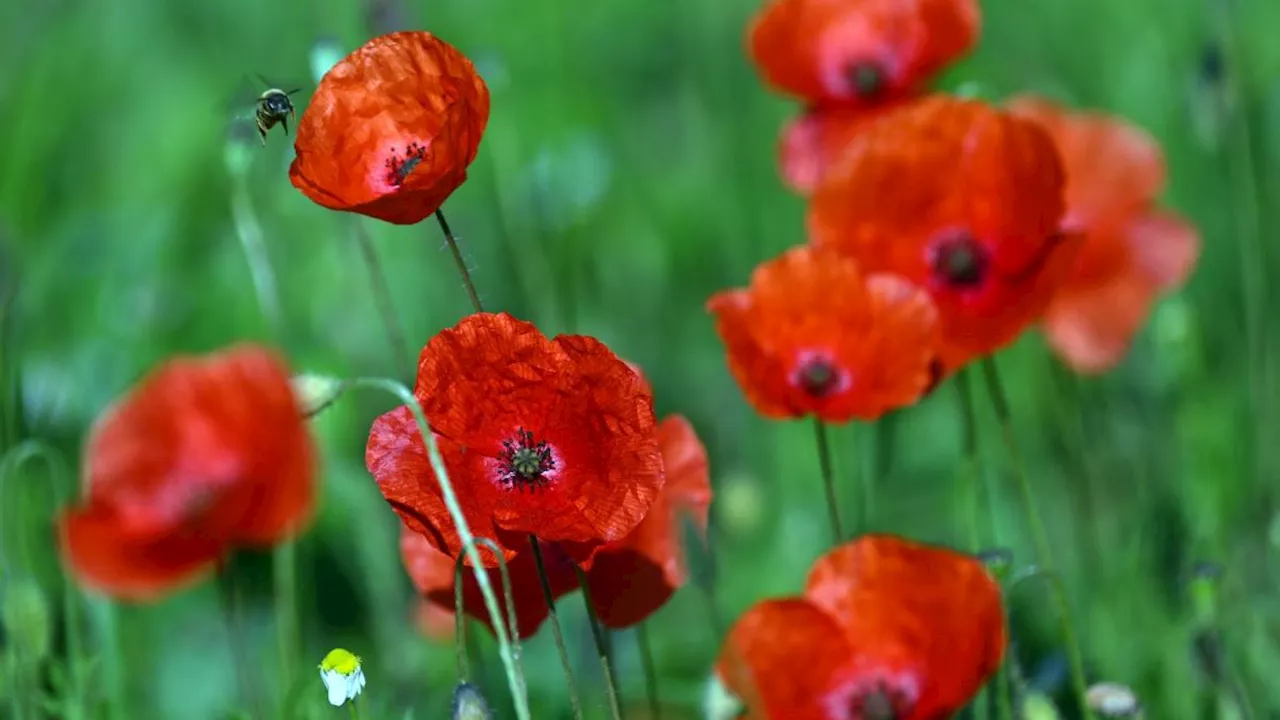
229;174;283;340
436;209;485;314
813;419;843;543
637;622;662;720
574;566;625;720
979;358;1092;720
451;537;525;696
352;221;414;382
215;560;263;720
528;536;583;720
343;377;530;720
953;372;994;720
452;553;470;682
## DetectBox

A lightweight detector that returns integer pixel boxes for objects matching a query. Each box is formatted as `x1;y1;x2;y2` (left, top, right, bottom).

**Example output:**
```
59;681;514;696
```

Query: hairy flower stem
1;442;87;720
574;566;625;720
528;536;584;719
352;221;413;381
637;622;662;720
436;209;485;314
813;419;844;543
451;538;525;689
344;378;530;719
952;371;994;720
215;561;263;720
979;358;1092;720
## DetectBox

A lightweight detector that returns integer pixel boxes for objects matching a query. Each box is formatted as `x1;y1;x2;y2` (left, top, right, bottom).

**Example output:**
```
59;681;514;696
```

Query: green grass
2;0;1279;717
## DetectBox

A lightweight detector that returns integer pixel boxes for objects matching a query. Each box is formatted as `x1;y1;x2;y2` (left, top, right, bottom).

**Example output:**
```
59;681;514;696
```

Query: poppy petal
1128;209;1200;291
779;102;903;194
57;505;224;602
1042;271;1153;374
586;414;712;628
717;598;858;720
804;534;1006;718
400;526;579;639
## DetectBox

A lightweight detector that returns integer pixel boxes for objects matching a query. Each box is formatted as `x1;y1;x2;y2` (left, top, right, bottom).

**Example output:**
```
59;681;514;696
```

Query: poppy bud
450;682;492;720
1020;692;1063;720
1087;682;1143;717
1188;561;1222;627
976;547;1014;581
309;37;345;85
702;671;745;720
2;579;51;664
290;373;346;418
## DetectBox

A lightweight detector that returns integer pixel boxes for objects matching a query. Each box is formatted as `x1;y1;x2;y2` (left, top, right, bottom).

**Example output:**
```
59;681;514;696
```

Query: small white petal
321;669;347;707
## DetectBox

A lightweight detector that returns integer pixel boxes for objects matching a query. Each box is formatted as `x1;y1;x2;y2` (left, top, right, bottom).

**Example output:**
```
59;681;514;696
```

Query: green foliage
2;0;1279;718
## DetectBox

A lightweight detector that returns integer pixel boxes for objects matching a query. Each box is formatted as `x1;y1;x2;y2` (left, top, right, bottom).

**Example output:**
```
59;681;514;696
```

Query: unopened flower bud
1087;682;1143;717
702;671;745;720
291;374;345;418
450;682;492;720
1021;692;1063;720
2;579;51;663
1189;561;1222;626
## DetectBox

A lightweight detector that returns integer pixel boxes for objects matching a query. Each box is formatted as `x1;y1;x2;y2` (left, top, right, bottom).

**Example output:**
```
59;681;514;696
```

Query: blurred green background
2;0;1279;717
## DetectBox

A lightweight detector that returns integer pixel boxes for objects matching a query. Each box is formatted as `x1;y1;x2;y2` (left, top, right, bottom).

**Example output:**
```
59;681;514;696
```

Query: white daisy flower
318;648;366;707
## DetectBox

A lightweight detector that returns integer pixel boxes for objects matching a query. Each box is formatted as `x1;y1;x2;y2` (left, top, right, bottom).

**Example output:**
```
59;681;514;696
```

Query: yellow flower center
319;648;361;676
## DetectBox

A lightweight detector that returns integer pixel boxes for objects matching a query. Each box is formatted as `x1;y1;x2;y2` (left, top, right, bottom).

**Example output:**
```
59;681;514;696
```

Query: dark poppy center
384;142;428;187
798;359;841;398
848;684;910;720
499;428;555;489
845;61;886;98
931;233;991;289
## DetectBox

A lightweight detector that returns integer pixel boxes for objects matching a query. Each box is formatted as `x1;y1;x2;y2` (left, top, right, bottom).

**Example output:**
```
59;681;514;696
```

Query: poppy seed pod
2;579;51;664
290;31;490;225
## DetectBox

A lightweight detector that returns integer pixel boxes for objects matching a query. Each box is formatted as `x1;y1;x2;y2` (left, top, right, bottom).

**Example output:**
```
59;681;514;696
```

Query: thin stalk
574;566;624;720
453;553;470;681
229;177;283;340
637;622;661;720
435;209;484;313
954;372;990;720
451;537;525;696
273;541;299;718
813;419;843;543
351;222;413;382
979;358;1092;719
216;562;263;720
347;697;361;720
344;377;530;720
528;536;583;720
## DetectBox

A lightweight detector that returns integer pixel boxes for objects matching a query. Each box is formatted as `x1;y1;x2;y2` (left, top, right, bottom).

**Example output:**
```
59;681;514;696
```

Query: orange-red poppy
57;346;316;601
779;102;904;194
707;245;938;422
586;413;712;628
367;312;664;568
400;526;578;640
807;95;1078;371
403;404;712;634
718;534;1005;720
748;0;979;107
1007;96;1201;373
290;31;490;225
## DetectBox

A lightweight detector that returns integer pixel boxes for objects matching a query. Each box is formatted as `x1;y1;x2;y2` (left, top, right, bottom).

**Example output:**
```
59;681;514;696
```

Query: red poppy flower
717;535;1005;720
400;526;578;640
586;414;712;628
707;245;938;422
1007;96;1201;373
289;31;490;225
807;95;1078;371
403;408;711;633
779;102;904;194
748;0;979;107
57;346;316;601
366;312;664;568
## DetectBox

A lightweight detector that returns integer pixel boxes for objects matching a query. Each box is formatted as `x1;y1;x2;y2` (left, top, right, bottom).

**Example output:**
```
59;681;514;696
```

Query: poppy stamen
498;427;555;490
794;357;843;398
846;61;886;98
384;142;429;187
930;232;991;289
848;682;910;720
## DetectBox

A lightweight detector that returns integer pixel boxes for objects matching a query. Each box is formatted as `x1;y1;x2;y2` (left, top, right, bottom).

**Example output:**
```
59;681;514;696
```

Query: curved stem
812;419;843;543
343;377;530;720
528;536;583;720
452;552;470;682
574;566;624;720
351;221;413;382
979;358;1092;719
451;537;526;700
1;441;86;718
637;622;661;720
435;209;484;314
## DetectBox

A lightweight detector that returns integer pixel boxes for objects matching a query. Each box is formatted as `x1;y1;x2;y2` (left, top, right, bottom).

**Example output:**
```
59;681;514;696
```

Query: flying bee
254;84;301;146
